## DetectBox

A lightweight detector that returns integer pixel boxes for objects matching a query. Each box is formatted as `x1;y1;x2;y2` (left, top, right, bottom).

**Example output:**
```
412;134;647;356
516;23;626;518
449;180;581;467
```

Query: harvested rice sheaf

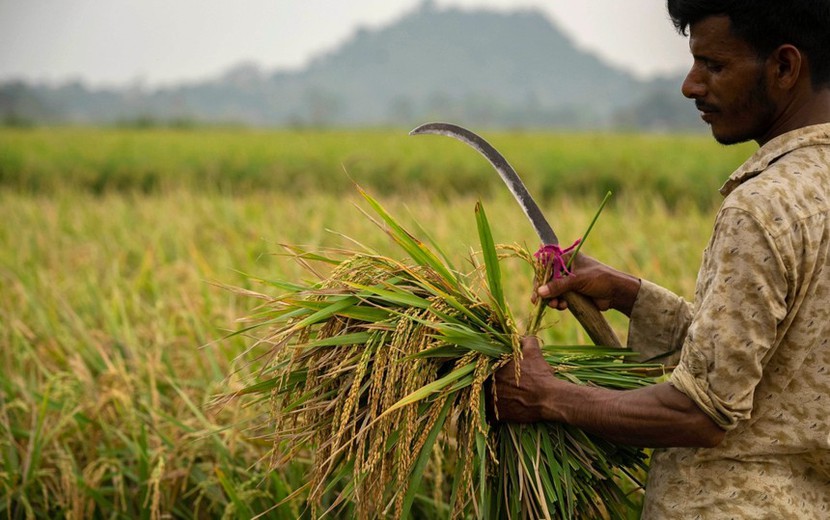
233;191;661;519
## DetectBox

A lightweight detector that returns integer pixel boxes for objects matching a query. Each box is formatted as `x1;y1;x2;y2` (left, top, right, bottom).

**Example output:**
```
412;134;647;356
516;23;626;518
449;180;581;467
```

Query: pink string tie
534;239;581;279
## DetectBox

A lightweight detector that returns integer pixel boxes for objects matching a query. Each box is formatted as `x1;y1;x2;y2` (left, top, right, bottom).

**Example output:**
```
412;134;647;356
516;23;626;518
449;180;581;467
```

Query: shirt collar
720;123;830;197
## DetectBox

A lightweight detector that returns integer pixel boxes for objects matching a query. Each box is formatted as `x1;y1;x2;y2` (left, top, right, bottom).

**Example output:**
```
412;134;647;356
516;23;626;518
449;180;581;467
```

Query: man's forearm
540;380;725;448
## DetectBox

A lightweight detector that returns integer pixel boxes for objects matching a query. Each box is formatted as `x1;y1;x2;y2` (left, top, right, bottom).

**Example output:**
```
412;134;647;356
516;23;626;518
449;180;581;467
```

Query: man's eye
705;61;723;72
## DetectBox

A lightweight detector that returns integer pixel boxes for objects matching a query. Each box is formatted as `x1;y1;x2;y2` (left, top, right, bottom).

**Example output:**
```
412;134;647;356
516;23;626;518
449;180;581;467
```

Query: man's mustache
695;100;719;112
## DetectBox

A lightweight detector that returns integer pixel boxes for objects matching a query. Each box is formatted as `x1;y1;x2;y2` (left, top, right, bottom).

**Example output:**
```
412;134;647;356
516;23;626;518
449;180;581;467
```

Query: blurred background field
0;127;753;208
1;127;752;517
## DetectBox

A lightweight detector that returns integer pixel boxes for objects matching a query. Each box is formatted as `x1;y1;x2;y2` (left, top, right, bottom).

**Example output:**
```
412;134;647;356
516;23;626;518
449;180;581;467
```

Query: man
494;1;830;518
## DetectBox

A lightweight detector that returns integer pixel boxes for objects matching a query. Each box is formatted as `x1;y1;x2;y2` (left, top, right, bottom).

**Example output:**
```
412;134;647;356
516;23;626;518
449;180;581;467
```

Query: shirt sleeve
627;279;693;364
669;207;788;430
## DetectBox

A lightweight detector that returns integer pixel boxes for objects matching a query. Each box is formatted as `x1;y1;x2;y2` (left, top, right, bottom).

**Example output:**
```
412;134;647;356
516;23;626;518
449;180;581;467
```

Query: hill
0;3;701;130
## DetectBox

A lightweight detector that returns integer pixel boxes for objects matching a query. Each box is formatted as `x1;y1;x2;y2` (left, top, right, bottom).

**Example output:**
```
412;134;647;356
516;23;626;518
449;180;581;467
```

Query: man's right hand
534;253;642;317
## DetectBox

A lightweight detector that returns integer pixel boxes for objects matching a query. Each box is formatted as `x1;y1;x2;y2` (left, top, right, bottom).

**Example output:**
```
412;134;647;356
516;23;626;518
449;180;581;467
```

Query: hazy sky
0;0;692;88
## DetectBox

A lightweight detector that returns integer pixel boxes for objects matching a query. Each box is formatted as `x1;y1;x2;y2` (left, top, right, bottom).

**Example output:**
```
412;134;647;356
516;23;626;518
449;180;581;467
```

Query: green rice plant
231;188;663;519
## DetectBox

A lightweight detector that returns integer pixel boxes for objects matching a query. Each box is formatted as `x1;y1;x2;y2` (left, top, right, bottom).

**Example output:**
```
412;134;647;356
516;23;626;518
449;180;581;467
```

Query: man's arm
494;337;726;448
538;252;691;363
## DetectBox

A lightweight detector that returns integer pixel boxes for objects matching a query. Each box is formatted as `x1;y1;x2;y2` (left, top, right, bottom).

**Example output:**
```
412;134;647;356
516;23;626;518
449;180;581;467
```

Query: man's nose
681;67;706;99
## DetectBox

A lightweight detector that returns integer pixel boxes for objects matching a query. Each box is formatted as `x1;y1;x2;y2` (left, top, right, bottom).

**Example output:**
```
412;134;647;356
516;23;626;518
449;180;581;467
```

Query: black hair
667;0;830;88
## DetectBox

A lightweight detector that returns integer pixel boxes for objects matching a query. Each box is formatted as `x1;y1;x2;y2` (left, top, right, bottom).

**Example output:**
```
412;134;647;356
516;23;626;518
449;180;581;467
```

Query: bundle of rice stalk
230;188;661;519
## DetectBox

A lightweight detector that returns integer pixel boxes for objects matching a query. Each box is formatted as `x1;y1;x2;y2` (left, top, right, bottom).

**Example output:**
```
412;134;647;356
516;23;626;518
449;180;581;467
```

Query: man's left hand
490;335;560;423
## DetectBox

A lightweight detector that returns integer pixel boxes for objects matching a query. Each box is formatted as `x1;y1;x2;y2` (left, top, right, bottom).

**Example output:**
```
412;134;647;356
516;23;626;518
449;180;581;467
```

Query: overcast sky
0;0;692;88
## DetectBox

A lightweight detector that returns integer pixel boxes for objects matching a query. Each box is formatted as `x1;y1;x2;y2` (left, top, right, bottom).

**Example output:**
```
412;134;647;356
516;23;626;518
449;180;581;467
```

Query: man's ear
769;44;804;90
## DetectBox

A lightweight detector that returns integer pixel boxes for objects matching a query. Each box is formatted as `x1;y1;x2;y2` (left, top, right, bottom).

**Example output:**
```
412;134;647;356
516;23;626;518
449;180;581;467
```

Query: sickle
410;122;622;347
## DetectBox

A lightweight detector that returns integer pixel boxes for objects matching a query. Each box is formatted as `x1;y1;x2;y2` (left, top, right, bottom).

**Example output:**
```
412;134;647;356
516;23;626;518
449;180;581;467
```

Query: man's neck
757;88;830;146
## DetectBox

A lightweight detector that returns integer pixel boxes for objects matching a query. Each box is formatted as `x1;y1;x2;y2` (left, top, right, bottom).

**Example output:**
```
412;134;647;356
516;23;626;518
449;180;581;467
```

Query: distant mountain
0;2;701;130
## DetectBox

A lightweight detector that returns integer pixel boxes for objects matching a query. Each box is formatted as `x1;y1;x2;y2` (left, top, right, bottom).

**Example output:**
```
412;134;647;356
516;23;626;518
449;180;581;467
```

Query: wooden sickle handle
562;291;622;347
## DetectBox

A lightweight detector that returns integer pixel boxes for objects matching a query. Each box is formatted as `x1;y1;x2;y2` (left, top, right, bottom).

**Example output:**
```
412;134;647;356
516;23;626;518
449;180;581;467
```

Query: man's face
681;15;778;145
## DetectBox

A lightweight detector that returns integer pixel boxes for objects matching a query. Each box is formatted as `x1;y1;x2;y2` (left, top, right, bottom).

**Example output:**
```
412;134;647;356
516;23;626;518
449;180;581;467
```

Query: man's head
668;1;830;88
667;1;830;145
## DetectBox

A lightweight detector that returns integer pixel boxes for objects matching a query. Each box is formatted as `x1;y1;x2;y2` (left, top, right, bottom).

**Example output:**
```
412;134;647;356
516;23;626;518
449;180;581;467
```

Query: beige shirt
627;124;830;519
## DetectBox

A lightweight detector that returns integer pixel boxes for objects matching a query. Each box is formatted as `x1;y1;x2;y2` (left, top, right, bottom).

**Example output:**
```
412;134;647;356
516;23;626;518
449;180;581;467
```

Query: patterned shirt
627;123;830;519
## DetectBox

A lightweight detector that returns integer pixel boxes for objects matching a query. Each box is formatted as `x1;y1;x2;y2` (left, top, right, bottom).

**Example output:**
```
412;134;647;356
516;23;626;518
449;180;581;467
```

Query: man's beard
714;72;777;145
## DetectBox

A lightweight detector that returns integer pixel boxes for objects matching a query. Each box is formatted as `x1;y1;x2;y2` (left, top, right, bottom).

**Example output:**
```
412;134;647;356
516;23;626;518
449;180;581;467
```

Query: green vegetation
1;127;737;517
0;127;753;207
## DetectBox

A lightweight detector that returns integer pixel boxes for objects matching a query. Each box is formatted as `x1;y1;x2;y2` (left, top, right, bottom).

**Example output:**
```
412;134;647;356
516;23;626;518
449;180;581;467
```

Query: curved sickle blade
410;122;559;246
409;121;622;347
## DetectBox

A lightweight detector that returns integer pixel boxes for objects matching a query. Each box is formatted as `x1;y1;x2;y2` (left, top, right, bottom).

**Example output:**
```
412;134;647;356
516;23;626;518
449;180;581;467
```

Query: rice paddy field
0;127;755;518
